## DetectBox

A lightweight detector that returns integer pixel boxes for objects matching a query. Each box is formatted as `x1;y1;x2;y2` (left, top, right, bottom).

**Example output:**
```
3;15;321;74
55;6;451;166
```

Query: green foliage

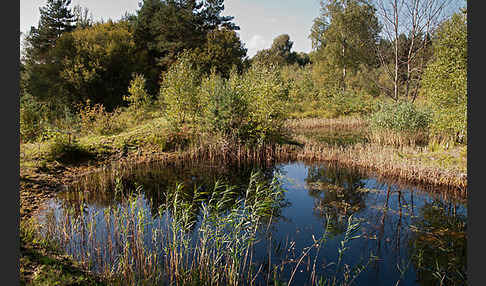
370;101;431;133
252;34;309;67
20;94;50;142
78;101;127;136
124;73;151;110
200;72;249;139
158;58;289;143
189;27;247;77
322;91;378;117
24;0;76;62
57;21;140;109
159;52;202;128
281;64;318;102
310;0;381;89
45;131;94;164
134;0;239;93
420;12;467;143
234;62;290;143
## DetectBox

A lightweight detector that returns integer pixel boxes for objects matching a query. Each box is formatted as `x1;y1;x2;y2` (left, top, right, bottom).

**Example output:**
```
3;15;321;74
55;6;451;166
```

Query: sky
20;0;322;57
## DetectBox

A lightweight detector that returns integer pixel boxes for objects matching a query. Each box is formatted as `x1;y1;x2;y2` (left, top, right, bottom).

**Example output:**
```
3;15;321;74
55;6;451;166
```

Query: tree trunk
342;44;346;93
393;0;399;101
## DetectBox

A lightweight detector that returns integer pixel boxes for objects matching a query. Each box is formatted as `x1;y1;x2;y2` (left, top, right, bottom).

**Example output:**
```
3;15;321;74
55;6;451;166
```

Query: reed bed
285;117;367;131
366;129;430;147
36;171;374;285
281;137;467;197
63;134;466;204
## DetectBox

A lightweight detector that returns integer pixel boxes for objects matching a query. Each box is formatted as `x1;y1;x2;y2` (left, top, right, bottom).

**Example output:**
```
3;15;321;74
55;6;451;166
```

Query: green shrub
159;52;202;128
200;72;249;140
369;101;432;146
281;64;318;102
78;101;127;136
234;62;290;143
45;131;94;164
20;94;50;142
370;101;431;132
124;73;151;110
322;91;378;117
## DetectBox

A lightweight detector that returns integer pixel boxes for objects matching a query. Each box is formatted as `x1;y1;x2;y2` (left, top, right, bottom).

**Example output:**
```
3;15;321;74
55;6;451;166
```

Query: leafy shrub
45;131;94;164
281;64;318;102
322;91;378;117
124;73;151;110
78;100;127;135
234;62;290;143
159;52;202;128
369;101;432;146
370;101;431;132
20;94;49;142
200;72;249;140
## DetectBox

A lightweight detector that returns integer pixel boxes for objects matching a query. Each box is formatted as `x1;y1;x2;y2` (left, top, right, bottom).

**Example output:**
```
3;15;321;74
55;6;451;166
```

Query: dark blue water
37;160;467;285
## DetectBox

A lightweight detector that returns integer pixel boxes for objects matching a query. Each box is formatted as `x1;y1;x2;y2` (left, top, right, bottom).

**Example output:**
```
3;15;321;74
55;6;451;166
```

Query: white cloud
247;34;266;50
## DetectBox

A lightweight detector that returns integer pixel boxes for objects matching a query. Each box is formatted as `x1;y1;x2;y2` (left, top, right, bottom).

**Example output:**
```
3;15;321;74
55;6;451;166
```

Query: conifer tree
25;0;75;63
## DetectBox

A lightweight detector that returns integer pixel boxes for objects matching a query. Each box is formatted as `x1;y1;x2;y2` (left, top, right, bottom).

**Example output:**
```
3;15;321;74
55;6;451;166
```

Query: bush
233;62;290;143
78;100;127;136
124;73;151;110
200;72;249;140
281;64;318;102
20;94;50;142
369;101;432;146
420;12;467;143
370;101;431;132
45;131;94;164
321;91;378;117
159;52;202;128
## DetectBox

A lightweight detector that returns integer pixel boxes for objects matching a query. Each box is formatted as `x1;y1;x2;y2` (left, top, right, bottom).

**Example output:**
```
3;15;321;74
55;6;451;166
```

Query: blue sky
20;0;322;57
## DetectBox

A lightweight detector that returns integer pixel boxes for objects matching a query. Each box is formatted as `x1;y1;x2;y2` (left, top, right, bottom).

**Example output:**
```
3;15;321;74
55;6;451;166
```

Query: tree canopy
252;34;309;67
24;0;76;63
310;0;381;91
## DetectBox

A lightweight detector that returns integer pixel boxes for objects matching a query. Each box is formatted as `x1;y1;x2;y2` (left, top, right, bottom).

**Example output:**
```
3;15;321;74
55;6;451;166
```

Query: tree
374;0;454;100
420;11;467;142
310;0;381;92
73;5;94;29
252;34;306;66
24;0;76;63
56;21;142;109
134;0;239;94
22;0;76;107
190;27;247;77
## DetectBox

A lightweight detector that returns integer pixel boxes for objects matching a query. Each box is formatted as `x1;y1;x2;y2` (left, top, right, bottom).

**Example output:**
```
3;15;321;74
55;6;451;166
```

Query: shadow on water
36;157;466;285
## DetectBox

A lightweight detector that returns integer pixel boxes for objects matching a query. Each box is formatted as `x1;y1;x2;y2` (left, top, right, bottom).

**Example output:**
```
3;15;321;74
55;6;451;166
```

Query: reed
34;170;380;285
285;117;367;131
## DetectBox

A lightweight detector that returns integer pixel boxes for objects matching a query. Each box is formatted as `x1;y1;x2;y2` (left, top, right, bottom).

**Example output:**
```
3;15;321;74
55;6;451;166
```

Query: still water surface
38;159;467;285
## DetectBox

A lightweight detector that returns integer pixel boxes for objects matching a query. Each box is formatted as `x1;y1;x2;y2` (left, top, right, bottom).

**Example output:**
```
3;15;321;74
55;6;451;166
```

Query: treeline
20;0;467;145
21;0;246;110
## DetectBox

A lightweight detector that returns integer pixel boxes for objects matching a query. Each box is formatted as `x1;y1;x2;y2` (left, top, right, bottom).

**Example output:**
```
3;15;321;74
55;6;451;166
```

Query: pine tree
25;0;75;63
134;0;239;93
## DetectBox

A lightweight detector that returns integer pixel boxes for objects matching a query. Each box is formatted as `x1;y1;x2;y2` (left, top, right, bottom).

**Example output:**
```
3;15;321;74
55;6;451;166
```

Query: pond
36;158;467;285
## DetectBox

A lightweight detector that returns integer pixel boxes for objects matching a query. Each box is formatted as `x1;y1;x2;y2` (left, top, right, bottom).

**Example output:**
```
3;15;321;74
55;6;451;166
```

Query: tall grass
35;170;376;285
368;101;432;147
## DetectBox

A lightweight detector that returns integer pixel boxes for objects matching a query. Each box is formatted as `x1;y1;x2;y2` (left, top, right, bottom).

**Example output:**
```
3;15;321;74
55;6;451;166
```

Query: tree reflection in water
305;164;367;236
56;159;284;228
408;199;467;285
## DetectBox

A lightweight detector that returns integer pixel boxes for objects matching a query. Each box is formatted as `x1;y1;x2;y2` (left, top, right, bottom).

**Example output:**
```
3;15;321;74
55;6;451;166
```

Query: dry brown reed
366;129;429;147
283;135;467;197
285;117;367;131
